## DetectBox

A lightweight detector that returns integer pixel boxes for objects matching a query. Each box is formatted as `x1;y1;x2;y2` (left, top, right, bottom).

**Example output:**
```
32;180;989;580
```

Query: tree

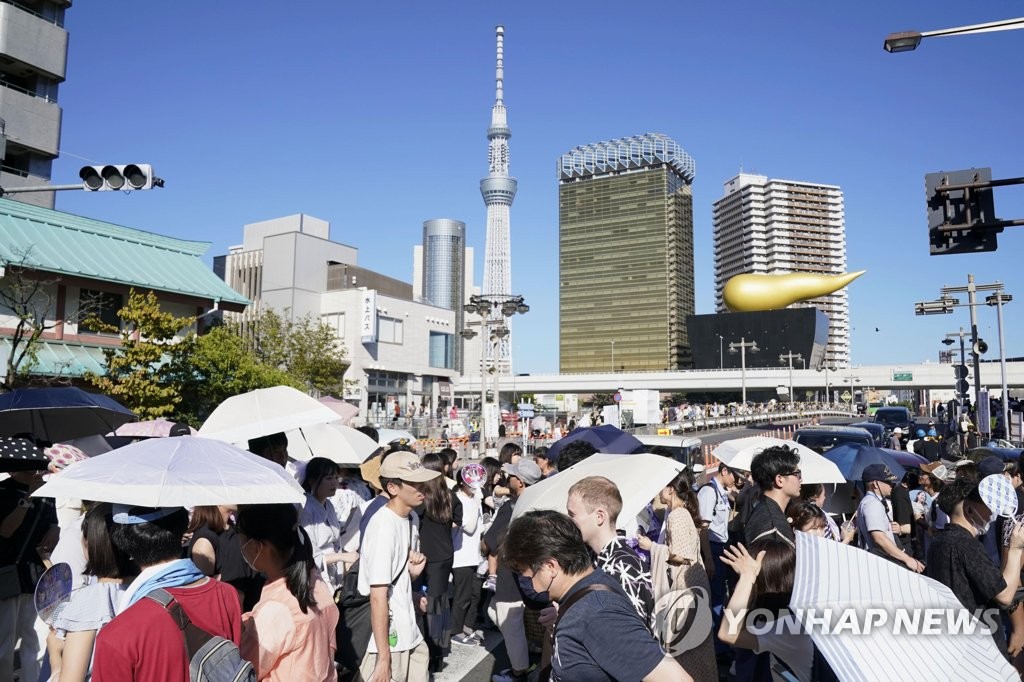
582;392;615;408
0;250;103;388
235;308;348;396
169;326;299;426
84;289;193;419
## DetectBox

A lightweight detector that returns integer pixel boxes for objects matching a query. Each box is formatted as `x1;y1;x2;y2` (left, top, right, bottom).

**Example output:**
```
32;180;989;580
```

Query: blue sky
52;3;1023;374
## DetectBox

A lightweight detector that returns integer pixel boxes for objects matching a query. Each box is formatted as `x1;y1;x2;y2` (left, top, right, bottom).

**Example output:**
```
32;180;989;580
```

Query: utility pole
779;351;803;407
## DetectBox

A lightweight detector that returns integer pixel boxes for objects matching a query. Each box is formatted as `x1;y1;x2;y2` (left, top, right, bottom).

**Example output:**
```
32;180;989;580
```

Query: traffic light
926;168;999;256
79;164;157;191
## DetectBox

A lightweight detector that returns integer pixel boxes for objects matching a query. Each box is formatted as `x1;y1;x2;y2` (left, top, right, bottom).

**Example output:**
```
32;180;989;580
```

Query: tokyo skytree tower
480;25;517;376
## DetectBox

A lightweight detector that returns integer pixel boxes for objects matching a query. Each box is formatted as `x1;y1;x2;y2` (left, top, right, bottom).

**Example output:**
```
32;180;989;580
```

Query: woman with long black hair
237;503;339;682
417;452;463;673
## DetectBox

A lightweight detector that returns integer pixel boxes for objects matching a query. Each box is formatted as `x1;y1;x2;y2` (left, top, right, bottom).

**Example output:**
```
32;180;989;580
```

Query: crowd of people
6;416;1024;682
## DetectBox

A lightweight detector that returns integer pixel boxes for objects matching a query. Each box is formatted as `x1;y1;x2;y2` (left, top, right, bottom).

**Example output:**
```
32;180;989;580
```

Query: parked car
873;407;916;438
635;434;704;472
850;421;886;447
793;425;875;454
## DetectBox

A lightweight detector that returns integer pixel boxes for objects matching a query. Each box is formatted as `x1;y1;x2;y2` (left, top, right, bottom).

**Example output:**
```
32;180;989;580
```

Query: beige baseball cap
379;452;441;483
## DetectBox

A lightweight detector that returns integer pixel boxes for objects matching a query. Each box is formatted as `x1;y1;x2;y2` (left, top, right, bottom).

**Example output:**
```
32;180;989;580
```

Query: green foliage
235;308;348;396
168;326;299;426
87;299;348;426
85;289;192;419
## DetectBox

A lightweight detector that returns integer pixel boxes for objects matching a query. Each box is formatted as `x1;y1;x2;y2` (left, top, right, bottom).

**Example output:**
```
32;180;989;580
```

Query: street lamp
717;334;724;370
728;338;759;406
462;293;529;453
884;16;1024;52
611;340;615;373
843;375;861;413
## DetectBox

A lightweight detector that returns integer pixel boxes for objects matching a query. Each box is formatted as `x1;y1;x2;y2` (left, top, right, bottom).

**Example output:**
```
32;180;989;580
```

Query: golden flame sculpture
723;271;866;312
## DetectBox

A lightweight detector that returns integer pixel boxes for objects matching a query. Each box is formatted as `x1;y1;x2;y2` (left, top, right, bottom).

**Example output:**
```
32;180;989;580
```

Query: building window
378;316;403;344
321;313;345;338
429;332;454;369
78;289;123;333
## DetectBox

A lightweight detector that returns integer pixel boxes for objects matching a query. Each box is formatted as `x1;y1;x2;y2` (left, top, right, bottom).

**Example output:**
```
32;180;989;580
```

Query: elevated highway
454;362;1024;396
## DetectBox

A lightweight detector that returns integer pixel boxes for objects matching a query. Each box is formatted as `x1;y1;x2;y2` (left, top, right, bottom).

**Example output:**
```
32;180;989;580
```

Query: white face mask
967;506;992;536
241;539;262;571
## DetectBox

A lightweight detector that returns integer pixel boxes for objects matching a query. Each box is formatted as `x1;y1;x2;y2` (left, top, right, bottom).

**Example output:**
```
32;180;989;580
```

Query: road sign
841;391;852;402
892;372;913;382
954;365;969;379
955;379;970;395
613;391;622;403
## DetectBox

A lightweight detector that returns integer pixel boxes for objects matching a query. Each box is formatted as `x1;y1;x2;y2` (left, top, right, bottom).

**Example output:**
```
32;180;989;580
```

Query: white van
635;434;704;473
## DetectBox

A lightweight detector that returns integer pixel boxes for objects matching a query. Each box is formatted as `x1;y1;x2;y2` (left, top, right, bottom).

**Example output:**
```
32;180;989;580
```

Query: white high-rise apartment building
713;173;850;368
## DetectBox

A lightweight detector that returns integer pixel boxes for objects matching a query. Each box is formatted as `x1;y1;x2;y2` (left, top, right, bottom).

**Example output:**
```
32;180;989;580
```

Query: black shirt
188;524;222;574
418;489;463;564
744;494;796;545
0;480;57;593
926;524;1008;655
891;485;914;537
218;526;264;612
927;525;1005;614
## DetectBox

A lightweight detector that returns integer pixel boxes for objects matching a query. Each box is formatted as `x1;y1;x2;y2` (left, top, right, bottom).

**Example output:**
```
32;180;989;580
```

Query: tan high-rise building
558;133;696;373
713;173;850;368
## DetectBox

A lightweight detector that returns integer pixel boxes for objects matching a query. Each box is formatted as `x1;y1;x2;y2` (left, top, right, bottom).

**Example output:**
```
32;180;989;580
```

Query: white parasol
198;386;340;444
286;422;380;466
713;436;844;484
791;531;1018;681
511;453;684;528
31;436;305;506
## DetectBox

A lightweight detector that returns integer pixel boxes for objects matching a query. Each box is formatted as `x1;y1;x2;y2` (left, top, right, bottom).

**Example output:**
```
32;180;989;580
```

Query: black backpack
146;588;256;682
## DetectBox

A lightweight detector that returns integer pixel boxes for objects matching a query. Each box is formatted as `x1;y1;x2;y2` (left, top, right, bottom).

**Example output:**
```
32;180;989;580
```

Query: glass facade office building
558;133;696;373
422;219;465;371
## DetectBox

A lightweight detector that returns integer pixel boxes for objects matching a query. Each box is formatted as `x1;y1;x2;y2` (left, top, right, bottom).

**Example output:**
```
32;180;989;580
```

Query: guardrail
629;409;856;435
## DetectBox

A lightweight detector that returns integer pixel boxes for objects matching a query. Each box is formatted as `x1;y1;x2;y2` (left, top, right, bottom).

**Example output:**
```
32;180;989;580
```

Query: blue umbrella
0;387;135;443
546;424;644;463
822;443;908;483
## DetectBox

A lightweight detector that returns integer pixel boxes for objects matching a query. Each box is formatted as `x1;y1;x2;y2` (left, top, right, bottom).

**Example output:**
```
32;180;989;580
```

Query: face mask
967;506;992;536
518;572;550;603
242;539;262;571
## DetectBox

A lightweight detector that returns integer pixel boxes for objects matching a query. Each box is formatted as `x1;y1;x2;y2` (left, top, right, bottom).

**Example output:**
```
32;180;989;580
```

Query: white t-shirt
453;489;483;569
751;614;814;682
358;506;423;654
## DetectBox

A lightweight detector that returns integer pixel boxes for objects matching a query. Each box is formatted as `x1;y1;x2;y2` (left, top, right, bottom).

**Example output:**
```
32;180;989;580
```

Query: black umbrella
0;387;136;442
0;437;48;472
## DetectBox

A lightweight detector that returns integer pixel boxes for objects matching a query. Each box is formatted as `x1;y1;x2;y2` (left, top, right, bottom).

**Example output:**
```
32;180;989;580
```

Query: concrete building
713;173;850;367
216;215;460;422
558;132;696;373
0;0;70;208
0;197;247;383
412;219;473;374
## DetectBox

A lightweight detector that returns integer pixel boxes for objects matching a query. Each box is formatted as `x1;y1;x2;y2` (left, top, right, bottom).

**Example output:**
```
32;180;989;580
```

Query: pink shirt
241;573;339;681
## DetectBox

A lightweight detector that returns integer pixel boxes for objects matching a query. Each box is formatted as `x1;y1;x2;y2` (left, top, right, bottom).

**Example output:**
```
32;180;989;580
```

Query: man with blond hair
567;476;654;625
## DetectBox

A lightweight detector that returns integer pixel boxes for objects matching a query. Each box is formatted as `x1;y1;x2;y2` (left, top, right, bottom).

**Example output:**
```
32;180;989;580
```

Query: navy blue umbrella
822;443;908;483
0;387;135;443
545;424;644;463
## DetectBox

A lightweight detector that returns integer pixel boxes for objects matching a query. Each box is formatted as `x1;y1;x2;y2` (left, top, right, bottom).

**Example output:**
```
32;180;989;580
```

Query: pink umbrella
318;396;358;425
112;419;195;439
